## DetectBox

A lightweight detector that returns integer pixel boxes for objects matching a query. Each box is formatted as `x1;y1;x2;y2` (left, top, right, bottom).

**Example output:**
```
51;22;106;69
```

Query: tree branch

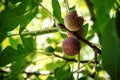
25;71;54;76
75;34;101;54
53;53;96;63
7;27;58;37
85;0;95;22
0;70;53;77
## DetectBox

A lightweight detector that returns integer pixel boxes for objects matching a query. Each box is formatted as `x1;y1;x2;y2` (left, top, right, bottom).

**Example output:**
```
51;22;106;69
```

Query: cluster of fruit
62;10;84;56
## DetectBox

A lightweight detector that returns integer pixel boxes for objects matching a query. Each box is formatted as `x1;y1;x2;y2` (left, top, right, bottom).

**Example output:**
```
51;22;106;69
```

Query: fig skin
67;27;84;39
62;37;81;56
66;31;77;39
74;26;84;38
64;10;84;31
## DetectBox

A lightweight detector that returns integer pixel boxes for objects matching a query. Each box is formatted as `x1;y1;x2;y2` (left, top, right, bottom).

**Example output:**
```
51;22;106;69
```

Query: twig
7;27;58;37
73;58;94;73
0;70;53;76
77;53;80;79
34;52;95;63
25;71;54;76
91;52;97;78
53;53;77;62
85;0;95;22
76;35;101;54
53;53;96;63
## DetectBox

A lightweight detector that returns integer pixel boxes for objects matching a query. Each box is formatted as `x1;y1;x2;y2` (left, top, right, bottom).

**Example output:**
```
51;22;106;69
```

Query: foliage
0;0;120;80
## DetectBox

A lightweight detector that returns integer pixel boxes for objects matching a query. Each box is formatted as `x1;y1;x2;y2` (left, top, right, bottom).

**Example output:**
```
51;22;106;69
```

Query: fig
64;10;84;31
62;37;81;56
66;31;77;39
67;27;84;39
74;26;84;38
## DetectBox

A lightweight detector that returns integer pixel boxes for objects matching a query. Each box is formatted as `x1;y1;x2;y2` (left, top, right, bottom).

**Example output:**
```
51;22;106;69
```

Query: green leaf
9;37;21;49
86;33;94;40
47;76;56;80
11;0;37;16
0;33;6;44
0;8;20;31
45;46;54;53
7;0;25;4
7;59;28;80
0;0;38;33
69;5;76;11
90;0;115;32
0;45;28;67
19;7;38;33
39;8;49;19
93;14;109;33
14;0;38;33
47;38;57;44
94;77;106;80
83;23;88;37
102;19;120;80
78;76;88;80
21;36;34;52
54;65;74;80
52;0;62;23
90;0;115;13
60;32;67;39
55;47;62;52
38;0;43;3
46;60;65;72
115;11;120;38
0;45;1;53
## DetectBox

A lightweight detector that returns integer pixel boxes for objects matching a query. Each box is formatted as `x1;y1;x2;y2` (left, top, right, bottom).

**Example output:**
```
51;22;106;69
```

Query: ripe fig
74;26;84;38
67;27;84;39
64;10;84;31
66;31;77;39
62;37;81;56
